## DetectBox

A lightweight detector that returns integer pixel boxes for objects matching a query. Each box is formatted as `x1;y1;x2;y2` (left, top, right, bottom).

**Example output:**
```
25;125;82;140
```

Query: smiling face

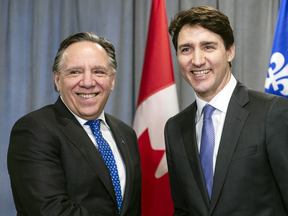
54;41;115;120
177;24;235;102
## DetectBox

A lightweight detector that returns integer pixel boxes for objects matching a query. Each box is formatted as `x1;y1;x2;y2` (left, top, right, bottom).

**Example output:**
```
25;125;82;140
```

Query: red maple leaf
138;129;174;216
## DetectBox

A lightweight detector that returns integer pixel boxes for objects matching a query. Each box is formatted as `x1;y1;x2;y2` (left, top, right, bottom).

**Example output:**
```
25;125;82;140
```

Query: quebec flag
265;0;288;98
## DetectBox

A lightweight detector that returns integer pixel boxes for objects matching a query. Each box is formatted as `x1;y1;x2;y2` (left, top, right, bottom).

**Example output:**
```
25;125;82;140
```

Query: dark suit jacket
164;82;288;216
8;97;141;216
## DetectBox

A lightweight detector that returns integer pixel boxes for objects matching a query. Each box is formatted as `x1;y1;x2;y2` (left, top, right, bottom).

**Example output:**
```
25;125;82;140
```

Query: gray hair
52;32;117;91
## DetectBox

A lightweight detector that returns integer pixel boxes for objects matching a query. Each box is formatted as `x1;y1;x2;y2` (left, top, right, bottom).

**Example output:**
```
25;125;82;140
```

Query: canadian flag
133;0;179;215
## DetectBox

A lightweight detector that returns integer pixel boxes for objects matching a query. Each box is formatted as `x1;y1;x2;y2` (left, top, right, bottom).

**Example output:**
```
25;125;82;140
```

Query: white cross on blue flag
265;0;288;97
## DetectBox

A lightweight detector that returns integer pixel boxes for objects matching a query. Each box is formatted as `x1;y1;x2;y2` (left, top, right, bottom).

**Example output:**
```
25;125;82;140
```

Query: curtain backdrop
0;0;280;214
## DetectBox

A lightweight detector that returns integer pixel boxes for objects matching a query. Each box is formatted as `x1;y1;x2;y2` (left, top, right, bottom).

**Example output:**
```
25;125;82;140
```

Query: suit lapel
209;82;250;214
180;103;210;208
53;98;118;208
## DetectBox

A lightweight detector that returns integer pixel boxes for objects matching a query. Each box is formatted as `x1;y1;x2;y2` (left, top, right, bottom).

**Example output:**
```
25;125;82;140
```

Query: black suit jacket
8;97;141;216
165;82;288;216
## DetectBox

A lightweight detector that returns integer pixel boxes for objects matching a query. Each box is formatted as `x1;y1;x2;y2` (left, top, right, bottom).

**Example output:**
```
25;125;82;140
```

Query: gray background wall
0;0;280;214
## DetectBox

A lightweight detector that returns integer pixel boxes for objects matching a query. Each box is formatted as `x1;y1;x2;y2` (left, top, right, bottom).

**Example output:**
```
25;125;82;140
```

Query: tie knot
203;104;215;119
85;119;101;133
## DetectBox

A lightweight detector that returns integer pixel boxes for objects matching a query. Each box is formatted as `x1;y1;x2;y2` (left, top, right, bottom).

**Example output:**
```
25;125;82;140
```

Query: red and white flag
133;0;179;215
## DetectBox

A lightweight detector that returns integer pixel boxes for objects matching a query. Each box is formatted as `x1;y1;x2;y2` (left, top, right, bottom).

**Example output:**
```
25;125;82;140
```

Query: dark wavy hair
169;5;234;67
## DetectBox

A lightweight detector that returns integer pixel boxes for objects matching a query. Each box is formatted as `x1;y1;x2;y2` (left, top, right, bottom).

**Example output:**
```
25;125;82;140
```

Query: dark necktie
85;119;123;213
200;104;216;200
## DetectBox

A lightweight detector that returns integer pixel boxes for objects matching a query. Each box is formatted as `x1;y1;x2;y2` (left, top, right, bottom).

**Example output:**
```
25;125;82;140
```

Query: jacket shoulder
105;113;136;134
246;88;288;108
13;104;55;127
167;102;195;123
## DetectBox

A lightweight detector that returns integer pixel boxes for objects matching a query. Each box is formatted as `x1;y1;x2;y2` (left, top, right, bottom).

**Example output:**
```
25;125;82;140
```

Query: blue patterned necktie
200;104;216;200
85;119;122;213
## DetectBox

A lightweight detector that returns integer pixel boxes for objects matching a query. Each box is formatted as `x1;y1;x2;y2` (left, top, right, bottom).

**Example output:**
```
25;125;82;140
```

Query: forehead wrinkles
65;65;108;72
62;46;107;65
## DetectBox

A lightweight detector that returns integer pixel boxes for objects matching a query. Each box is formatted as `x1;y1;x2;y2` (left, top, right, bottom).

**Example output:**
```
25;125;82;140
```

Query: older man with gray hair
8;32;141;216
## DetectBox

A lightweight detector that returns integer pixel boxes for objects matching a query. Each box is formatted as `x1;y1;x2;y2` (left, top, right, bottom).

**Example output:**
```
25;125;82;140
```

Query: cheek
60;79;80;95
178;57;185;67
178;56;191;70
179;69;188;80
97;80;110;91
210;55;225;70
96;79;112;92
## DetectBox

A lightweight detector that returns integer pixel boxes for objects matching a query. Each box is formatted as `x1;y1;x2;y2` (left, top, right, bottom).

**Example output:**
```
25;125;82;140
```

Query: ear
110;72;116;91
227;43;235;63
53;71;60;92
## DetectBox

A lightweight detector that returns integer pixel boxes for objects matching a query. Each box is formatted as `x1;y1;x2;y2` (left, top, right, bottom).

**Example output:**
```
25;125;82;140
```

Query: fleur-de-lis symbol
265;52;288;95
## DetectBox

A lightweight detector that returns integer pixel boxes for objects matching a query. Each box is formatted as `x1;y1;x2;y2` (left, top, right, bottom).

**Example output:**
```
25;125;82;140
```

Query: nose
81;71;95;88
192;49;205;67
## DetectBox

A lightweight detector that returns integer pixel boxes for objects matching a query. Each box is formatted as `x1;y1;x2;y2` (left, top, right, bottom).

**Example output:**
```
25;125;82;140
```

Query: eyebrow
178;43;192;50
65;66;82;71
178;41;218;50
201;41;218;46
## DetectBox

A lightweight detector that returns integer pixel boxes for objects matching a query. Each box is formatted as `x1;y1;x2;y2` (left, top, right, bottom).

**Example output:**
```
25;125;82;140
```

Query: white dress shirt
60;97;126;198
195;75;237;175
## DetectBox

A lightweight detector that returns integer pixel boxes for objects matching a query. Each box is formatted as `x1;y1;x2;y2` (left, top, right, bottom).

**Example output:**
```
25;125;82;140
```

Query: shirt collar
60;96;110;129
195;74;237;118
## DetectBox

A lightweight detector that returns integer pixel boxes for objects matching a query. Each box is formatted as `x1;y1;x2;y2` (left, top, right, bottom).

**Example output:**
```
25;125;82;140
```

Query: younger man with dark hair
165;6;288;216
